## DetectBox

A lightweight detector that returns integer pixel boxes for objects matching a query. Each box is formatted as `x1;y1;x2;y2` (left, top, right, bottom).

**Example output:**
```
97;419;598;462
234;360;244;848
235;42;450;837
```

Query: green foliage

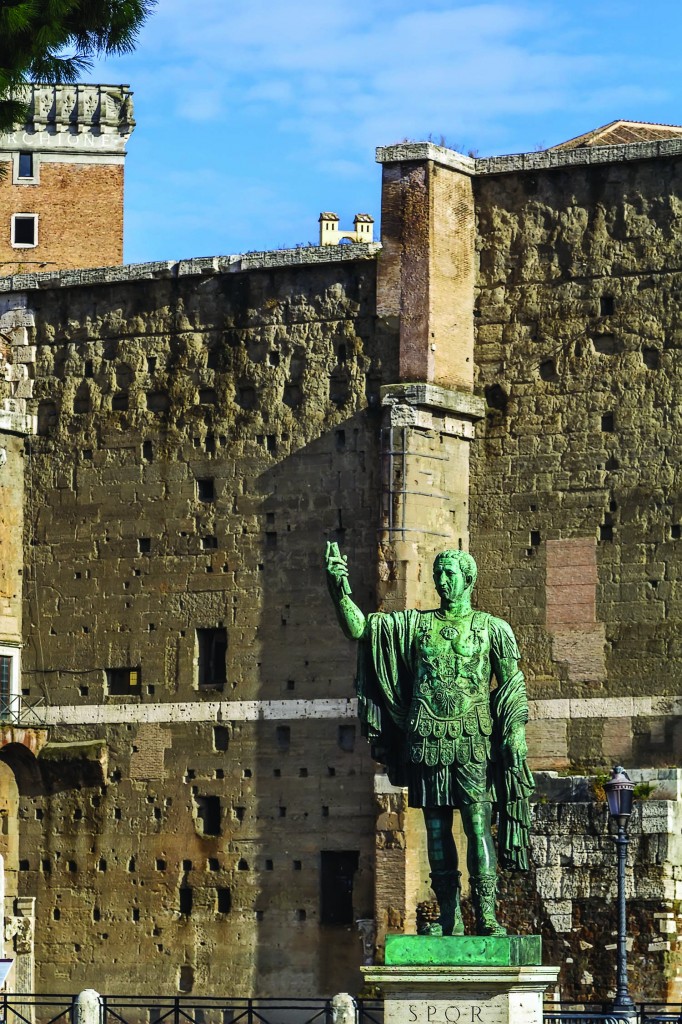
633;781;655;800
0;0;156;133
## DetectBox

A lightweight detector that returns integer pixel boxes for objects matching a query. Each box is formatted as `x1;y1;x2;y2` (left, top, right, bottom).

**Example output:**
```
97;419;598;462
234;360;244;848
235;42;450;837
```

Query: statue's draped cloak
355;609;534;871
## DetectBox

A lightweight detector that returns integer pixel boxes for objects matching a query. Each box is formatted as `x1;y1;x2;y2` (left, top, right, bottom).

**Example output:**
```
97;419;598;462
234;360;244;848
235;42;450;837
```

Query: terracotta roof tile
550;120;682;150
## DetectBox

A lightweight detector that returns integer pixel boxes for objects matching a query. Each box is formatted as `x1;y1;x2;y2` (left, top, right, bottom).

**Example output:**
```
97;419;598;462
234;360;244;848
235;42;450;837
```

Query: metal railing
544;1005;682;1024
0;695;47;728
0;995;679;1024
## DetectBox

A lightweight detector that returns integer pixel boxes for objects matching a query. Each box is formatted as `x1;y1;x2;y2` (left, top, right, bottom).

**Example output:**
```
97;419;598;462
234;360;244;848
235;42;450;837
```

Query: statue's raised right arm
324;541;366;640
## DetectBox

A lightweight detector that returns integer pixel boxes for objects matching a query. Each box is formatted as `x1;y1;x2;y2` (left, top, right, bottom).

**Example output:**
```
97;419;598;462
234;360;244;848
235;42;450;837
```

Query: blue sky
86;0;680;263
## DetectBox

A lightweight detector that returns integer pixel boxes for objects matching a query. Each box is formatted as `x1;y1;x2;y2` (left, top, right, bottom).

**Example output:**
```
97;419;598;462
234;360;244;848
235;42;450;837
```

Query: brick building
0;84;134;276
0;119;680;1000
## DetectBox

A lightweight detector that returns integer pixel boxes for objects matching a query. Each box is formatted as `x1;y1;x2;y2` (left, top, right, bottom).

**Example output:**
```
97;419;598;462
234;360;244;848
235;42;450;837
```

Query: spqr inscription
407;1007;484;1023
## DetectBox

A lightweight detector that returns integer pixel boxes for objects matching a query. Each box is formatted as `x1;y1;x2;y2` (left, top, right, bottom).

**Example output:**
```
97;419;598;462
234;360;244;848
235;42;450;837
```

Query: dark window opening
0;655;12;718
216;888;231;914
600;295;615;316
202;535;218;550
530;531;541;547
199;388;217;405
112;392;129;412
276;725;290;752
213;726;229;752
18;152;33;178
672;524;681;541
197;628;227;690
320;850;359;925
13;215;36;245
642;347;661;370
138;537;151;554
338;724;356;752
179;887;193;915
106;667;141;696
601;412;615;432
197;478;215;502
195;795;221;836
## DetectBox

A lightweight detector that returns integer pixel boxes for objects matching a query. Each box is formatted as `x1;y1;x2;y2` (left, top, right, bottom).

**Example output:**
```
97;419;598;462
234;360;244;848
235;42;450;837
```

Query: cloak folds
355;609;534;871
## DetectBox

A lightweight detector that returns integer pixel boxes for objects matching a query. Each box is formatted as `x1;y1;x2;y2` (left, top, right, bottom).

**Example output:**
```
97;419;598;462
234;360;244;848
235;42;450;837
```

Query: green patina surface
384;934;542;966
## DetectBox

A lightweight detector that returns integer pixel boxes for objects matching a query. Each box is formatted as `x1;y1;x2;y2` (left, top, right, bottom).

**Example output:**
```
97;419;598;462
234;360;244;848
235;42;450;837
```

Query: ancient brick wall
471;154;682;769
11;249;387;994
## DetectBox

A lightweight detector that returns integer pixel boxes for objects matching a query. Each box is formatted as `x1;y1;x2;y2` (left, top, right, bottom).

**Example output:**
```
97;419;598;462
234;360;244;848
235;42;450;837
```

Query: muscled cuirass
407;610;494;768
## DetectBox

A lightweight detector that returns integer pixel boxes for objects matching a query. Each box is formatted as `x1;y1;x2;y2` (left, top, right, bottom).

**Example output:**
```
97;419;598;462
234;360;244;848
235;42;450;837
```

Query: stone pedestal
362;936;559;1024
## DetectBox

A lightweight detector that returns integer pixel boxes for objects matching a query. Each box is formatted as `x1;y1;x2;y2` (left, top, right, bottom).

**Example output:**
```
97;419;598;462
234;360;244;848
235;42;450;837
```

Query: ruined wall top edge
376;136;682;176
0;242;382;295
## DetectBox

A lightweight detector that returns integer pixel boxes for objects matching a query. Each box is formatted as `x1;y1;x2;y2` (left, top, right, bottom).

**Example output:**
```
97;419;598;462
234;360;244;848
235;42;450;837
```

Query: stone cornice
381;382;485;421
0;243;382;294
377;135;682;176
0;84;134;155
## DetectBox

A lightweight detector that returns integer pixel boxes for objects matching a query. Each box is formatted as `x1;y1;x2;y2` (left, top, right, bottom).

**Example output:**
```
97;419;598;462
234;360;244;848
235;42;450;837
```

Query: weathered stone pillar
371;144;485;949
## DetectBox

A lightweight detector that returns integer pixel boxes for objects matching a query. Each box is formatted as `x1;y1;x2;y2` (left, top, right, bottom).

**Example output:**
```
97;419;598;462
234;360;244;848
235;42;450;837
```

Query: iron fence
0;995;678;1024
0;695;47;727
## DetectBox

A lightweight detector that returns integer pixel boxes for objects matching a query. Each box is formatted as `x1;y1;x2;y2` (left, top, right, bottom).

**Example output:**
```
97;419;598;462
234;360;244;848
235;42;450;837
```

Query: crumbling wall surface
16;254;384;995
499;771;682;1003
471;155;682;768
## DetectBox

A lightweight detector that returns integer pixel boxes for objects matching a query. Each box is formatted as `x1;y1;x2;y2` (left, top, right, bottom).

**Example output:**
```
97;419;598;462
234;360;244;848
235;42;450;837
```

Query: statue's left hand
502;723;528;769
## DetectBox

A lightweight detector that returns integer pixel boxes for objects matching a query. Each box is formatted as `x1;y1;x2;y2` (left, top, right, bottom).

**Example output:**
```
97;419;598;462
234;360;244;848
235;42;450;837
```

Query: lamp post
603;765;636;1018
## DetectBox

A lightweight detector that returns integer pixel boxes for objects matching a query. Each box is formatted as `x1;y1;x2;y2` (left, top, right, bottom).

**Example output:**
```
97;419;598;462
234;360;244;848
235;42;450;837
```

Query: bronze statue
325;543;533;937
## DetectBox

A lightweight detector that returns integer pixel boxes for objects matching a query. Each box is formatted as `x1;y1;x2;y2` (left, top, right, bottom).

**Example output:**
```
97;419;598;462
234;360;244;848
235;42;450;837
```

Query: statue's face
433;558;468;601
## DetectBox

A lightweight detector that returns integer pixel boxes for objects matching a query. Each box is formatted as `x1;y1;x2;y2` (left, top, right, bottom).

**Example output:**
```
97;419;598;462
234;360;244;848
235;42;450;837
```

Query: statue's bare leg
423;807;464;935
460;801;506;936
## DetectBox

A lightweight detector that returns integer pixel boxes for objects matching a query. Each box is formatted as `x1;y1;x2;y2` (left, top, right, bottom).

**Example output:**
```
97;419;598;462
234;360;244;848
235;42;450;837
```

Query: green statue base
385;934;542;967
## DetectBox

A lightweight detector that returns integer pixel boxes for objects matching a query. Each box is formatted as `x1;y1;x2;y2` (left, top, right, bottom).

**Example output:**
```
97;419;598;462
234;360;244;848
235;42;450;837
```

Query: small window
106;667;141;696
12;214;37;247
0;655;12;718
320;851;359;925
196;628;227;689
197;478;215;502
18;152;33;178
195;795;221;836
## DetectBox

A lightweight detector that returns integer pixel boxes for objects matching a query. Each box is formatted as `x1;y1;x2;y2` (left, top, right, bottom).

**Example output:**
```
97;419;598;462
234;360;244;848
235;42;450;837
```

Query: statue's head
432;549;478;598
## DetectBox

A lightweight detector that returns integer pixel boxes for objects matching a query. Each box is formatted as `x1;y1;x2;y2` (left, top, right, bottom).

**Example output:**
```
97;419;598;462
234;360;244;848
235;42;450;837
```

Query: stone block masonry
8;247;384;995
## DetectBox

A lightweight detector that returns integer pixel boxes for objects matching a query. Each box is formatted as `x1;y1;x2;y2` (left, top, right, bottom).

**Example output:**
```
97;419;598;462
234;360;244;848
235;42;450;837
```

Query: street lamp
603;765;636;1018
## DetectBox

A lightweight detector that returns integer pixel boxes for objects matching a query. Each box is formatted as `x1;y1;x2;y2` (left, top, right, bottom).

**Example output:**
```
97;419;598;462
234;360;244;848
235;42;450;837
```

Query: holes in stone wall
671;524;681;540
84;360;94;378
237;385;256;410
194;795;221;836
116;364;134;390
642;347;661;369
600;296;615;316
132;907;140;922
276;726;291;752
112;393;129;412
278;806;286;818
338;724;356;752
179;887;193;915
269;351;280;367
213;726;229;752
53;908;60;920
128;858;136;872
296;909;307;922
600;521;614;542
93;907;101;922
234;806;245;822
283;383;301;407
601;413;615;432
592;334;623;355
335;430;346;451
146;391;169;413
320;850;359;925
19;859;29;871
265;532;277;549
197;478;215;503
37;400;58;435
178;966;194;994
321;806;329;817
201;536;218;550
286;679;295;691
484;384;507;416
96;858;105;872
73;384;91;414
155;858;167;871
329;375;349;406
138;538;151;554
265;859;274;871
208;858;220;871
299;767;308;778
197;628;227;690
216;888;231;914
41;858;50;873
538;358;557;382
199;388;217;406
237;858;249;871
142;440;153;461
293;860;302;871
530;531;541;548
255;910;264;921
